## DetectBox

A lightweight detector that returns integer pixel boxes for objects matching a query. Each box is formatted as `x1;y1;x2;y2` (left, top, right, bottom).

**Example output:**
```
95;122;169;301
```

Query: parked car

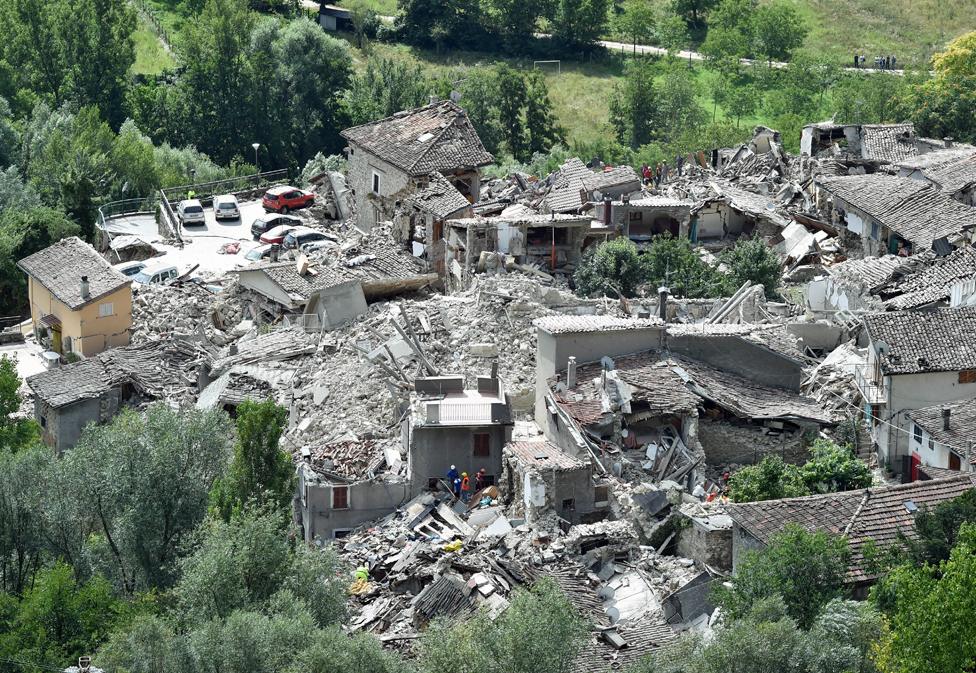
113;261;146;277
282;228;332;250
213;194;240;220
245;244;274;262
133;265;179;286
178;199;206;226
251;213;302;240
259;224;300;244
262;185;315;214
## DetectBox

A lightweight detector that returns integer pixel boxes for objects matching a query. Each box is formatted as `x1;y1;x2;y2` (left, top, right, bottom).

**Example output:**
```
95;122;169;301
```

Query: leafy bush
800;439;871;494
721;234;783;300
574;237;645;297
729;454;809;503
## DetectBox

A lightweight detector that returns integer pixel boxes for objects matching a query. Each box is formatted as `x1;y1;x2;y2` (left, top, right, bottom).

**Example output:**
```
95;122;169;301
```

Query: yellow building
17;236;132;357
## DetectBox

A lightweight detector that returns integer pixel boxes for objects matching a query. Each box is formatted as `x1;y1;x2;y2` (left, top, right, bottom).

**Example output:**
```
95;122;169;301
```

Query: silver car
213;194;240;220
178;199;206;226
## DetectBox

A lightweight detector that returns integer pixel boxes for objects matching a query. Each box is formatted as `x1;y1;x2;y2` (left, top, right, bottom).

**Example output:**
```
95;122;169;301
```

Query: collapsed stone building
18;102;976;665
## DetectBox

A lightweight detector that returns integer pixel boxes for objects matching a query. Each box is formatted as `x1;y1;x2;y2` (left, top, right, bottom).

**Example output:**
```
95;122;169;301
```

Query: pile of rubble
131;279;248;347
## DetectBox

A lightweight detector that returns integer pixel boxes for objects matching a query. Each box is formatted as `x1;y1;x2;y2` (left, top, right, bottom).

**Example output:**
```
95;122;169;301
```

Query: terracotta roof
506;440;587;471
860;123;917;163
726;474;976;582
235;261;353;302
406;172;471;218
816;174;976;250
666;323;807;364
864;307;976;374
914;151;976;194
340;101;493;176
543;158;592;213
570;351;700;417
826;255;909;290
17;236;130;310
300;438;397;480
908;399;976;464
533;315;664;335
882;245;976;310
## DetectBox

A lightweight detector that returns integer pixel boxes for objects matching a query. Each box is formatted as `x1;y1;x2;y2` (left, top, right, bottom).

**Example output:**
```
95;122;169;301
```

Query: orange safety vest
461;476;470;492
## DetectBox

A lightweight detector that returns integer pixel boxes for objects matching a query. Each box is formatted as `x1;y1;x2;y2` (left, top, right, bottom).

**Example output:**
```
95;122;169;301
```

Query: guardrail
95;197;160;250
161;169;290;205
854;364;886;405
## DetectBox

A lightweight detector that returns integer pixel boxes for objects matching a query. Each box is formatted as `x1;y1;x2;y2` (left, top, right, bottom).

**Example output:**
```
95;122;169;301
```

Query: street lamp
252;143;260;171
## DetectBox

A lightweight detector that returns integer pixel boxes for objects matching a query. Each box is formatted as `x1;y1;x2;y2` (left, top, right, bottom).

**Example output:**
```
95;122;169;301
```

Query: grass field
354;42;773;150
795;0;976;67
131;18;177;75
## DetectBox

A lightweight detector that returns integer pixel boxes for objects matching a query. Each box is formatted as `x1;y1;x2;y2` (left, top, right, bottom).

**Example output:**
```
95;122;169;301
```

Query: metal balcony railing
854;364;886;404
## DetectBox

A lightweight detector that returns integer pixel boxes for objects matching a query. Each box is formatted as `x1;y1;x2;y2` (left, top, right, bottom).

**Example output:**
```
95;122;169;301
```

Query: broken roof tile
17;236;131;310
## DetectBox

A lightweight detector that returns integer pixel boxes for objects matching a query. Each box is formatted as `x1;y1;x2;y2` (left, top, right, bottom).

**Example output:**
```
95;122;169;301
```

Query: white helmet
451;464;456;470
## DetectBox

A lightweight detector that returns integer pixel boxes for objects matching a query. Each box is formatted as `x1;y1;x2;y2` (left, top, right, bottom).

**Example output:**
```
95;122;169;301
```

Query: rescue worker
447;464;459;494
475;468;487;492
354;566;369;582
460;472;471;502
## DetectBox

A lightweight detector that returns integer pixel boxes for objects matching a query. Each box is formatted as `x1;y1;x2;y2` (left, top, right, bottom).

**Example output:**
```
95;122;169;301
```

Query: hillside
795;0;976;66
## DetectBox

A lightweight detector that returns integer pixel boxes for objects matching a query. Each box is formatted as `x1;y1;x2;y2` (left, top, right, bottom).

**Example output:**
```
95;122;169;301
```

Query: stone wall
697;418;809;467
346;142;412;231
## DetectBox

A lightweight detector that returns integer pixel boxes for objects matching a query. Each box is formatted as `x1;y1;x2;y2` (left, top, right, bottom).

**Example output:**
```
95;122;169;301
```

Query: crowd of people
446;464;490;502
640;155;687;188
853;53;897;70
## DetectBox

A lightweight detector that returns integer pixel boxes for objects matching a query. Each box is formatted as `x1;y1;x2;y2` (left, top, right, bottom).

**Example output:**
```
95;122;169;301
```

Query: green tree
716;525;850;629
904;488;976;566
0;205;79;314
348;0;380;50
0;357;39;451
495;64;528;161
614;0;656;52
210;399;292;520
670;0;717;27
609;59;658;148
483;0;545;49
58;404;232;593
751;0;807;65
454;67;504;155
550;0;612;52
0;563;129;671
395;0;485;51
525;70;565;156
419;578;587;673
656;10;689;61
728;455;809;503
800;439;872;495
699;0;754;68
720;234;782;299
0;445;51;594
573;238;646;297
875;523;976;673
0;0;135;125
641;234;726;298
344;57;431;127
175;508;345;627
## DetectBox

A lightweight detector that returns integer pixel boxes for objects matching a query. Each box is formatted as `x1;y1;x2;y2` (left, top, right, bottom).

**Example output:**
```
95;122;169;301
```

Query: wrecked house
806;255;909;313
18;236;133;357
878;244;976;310
690;184;788;243
504;439;610;524
443;211;591;283
232;260;368;330
906;399;976;473
726;474;976;595
341;101;493;231
895;143;976;206
540;159;641;215
27;339;203;452
591;196;693;241
800;122;918;167
295;438;410;541
398;171;473;273
813;174;976;257
403;373;514;496
860;307;976;477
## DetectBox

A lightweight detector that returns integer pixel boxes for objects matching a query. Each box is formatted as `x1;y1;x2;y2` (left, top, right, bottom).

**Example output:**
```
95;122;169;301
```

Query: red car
262;185;315;213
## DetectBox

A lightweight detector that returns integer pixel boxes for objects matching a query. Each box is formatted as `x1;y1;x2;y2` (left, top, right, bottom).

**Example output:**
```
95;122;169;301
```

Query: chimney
658;286;669;322
80;275;90;299
270;243;280;262
490;361;498;380
944;137;954;148
603;195;612;227
943;407;951;431
622;192;630;205
567;356;577;388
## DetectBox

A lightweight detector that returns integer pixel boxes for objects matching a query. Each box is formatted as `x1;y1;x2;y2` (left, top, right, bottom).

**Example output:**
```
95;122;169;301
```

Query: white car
213;194;240;220
178;199;206;226
113;260;146;277
133;265;179;286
